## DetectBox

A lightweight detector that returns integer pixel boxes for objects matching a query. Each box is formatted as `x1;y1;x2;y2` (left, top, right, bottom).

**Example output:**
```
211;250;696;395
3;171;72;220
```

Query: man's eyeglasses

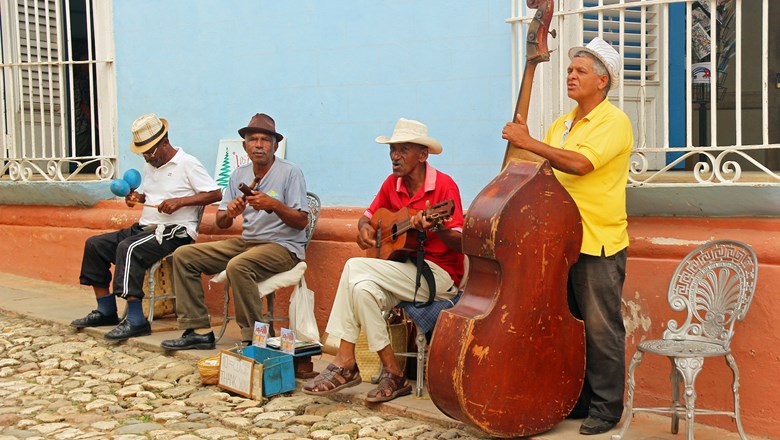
142;142;160;158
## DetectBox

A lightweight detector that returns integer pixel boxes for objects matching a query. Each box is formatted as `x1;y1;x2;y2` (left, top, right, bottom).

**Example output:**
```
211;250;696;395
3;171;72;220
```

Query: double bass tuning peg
549;29;557;39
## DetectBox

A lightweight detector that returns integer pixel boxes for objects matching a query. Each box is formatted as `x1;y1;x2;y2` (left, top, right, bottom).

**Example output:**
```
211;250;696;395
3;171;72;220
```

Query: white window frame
1;0;117;182
508;0;779;187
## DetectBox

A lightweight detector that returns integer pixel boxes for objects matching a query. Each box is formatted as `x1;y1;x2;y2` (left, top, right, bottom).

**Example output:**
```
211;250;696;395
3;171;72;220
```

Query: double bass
426;1;585;437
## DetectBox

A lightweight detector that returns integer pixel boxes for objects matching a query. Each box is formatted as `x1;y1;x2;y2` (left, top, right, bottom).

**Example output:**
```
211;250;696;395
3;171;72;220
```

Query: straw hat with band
375;118;442;154
568;37;622;89
130;113;169;154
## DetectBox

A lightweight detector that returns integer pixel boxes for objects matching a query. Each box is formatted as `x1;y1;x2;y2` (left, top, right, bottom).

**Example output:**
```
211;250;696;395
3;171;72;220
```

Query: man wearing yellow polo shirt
502;37;633;436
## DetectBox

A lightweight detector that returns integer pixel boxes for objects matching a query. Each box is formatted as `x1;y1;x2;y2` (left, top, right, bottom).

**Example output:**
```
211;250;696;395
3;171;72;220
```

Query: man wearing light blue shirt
163;113;309;350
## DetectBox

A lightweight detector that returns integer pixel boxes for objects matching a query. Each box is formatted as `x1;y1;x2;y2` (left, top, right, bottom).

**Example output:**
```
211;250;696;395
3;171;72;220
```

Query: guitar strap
412;229;436;308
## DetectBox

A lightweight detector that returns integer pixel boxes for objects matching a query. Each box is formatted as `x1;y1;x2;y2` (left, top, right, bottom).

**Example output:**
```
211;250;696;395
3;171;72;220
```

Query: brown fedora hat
238;113;284;141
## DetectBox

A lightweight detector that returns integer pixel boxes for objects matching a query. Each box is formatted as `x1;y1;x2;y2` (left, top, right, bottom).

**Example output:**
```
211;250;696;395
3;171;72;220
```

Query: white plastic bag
289;277;319;342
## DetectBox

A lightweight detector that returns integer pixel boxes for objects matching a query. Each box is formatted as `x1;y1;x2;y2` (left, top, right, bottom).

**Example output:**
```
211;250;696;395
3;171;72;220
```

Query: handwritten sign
218;350;255;398
214;138;287;190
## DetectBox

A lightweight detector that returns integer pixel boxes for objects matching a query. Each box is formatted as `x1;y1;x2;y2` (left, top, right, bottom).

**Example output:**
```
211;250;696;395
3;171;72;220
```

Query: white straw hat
375;118;442;154
130;113;168;154
568;37;622;89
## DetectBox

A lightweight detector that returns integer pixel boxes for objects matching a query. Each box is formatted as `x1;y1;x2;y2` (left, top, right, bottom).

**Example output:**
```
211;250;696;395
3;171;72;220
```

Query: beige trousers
325;257;457;352
172;238;297;340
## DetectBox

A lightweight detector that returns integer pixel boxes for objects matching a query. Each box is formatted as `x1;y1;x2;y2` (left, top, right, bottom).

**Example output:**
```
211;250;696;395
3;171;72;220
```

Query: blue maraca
110;179;131;197
123;169;142;191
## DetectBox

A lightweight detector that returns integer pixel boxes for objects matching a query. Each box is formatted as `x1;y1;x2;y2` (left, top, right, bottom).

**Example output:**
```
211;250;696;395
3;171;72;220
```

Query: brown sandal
365;371;412;403
301;363;362;395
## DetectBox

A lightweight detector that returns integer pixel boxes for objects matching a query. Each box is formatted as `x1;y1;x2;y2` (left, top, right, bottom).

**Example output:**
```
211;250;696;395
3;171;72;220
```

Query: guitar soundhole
391;224;398;241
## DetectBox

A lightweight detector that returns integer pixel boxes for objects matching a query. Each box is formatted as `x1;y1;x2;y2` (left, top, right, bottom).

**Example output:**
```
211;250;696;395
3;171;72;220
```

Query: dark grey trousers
567;247;628;423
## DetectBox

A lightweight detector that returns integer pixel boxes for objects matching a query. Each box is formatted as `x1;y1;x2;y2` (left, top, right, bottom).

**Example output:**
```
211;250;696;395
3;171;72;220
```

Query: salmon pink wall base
0;202;777;438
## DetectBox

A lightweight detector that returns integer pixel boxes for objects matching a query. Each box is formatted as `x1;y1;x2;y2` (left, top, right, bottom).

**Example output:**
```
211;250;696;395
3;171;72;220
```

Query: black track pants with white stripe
79;223;193;299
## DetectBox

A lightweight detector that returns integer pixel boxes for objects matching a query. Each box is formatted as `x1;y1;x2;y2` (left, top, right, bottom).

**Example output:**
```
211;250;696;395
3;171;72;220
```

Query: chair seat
399;290;463;334
256;261;307;295
638;339;730;358
210;261;308;297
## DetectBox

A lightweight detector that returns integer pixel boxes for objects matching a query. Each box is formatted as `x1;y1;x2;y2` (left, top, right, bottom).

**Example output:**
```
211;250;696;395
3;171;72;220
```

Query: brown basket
141;257;176;319
355;322;408;380
321;332;340;356
197;354;221;385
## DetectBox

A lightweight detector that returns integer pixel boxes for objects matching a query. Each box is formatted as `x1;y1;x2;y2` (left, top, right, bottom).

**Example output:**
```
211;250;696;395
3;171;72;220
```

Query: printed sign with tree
213;138;287;191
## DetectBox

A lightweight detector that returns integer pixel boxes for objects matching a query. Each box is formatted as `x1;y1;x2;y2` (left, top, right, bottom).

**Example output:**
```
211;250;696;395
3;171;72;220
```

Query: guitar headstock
424;199;455;224
526;0;555;65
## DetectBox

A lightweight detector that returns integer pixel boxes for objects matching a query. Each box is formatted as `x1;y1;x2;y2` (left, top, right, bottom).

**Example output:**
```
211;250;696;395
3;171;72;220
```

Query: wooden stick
127;200;159;208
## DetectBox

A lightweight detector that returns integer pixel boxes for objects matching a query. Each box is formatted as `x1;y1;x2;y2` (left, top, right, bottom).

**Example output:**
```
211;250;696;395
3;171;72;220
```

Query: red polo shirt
364;163;465;286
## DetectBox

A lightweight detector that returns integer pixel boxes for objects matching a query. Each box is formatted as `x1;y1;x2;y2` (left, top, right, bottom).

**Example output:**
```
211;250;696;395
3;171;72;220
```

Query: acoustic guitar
366;200;454;261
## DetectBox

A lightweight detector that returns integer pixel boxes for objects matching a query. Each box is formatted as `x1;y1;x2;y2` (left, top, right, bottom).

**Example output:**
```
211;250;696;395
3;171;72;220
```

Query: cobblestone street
0;273;767;440
0;312;484;440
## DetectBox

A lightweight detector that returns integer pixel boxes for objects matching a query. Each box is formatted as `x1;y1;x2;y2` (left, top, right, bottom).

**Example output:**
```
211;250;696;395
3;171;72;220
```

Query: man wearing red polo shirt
302;118;465;403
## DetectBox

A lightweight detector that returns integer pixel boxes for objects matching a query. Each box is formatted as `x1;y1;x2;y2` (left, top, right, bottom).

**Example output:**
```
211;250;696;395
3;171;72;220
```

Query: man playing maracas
71;114;222;342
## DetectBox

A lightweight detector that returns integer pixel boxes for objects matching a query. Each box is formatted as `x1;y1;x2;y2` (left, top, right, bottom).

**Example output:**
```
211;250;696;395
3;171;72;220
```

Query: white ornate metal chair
212;192;321;341
612;240;758;440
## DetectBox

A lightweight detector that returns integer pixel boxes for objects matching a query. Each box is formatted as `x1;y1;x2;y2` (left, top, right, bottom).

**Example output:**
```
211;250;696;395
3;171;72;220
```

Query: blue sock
96;294;117;316
125;299;147;326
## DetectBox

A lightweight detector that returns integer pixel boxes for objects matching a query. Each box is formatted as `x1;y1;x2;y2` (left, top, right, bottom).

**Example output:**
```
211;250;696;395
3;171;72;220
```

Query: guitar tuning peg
549;29;557;38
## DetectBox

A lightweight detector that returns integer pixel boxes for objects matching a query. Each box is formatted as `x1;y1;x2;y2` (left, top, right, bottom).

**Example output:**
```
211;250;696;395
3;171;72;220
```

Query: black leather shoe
71;310;120;328
161;329;216;350
579;415;617;435
104;320;151;341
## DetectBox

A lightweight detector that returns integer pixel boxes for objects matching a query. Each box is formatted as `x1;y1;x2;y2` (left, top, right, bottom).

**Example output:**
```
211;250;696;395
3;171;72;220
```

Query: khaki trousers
172;237;297;340
325;257;457;352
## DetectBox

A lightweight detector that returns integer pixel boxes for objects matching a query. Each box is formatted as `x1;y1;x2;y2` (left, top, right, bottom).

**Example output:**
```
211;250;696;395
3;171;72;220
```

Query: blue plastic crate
236;345;295;397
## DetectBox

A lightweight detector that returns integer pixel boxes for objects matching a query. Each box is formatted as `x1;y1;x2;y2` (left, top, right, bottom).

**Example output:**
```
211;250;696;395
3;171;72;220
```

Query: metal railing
0;0;117;182
508;0;779;187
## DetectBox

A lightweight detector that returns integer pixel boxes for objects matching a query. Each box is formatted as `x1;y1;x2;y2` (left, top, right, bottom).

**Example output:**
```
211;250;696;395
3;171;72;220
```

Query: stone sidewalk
0;272;766;440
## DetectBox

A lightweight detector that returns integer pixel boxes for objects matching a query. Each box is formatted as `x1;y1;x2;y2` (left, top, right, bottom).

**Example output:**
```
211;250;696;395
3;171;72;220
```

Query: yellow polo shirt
543;98;633;257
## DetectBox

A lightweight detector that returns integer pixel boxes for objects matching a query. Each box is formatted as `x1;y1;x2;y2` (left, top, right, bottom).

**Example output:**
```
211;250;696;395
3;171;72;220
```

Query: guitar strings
375;201;452;245
376;217;448;245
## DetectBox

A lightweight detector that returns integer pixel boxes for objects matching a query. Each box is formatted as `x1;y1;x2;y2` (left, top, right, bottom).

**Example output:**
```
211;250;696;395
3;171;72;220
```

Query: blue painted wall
113;1;511;207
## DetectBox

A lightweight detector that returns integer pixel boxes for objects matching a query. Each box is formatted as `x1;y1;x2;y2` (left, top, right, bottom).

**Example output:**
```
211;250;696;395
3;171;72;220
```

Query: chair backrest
303;192;321;249
195;204;205;229
662;240;758;349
